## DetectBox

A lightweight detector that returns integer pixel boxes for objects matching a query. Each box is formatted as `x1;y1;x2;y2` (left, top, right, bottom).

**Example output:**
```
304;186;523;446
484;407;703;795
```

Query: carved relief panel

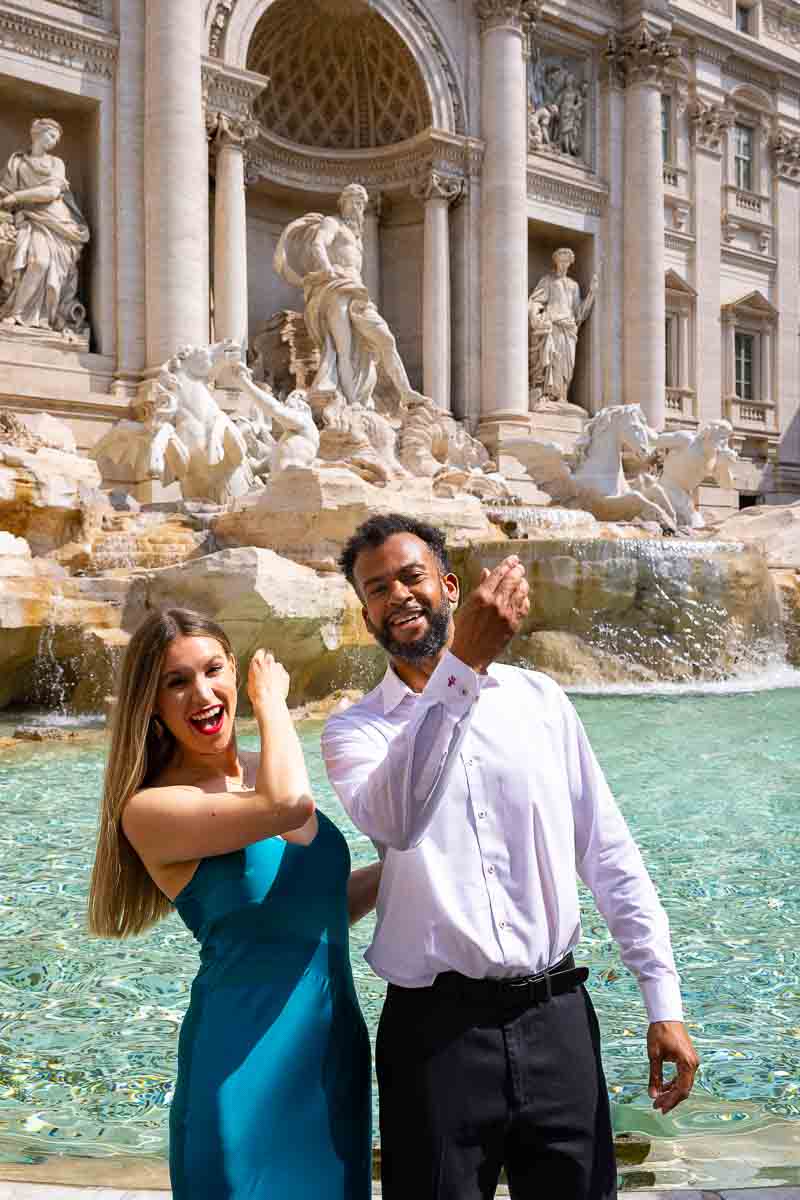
527;43;593;168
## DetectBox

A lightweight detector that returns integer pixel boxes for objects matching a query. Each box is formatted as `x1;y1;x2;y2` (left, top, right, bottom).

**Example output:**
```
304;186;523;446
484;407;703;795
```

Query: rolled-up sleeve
563;696;684;1023
322;652;480;850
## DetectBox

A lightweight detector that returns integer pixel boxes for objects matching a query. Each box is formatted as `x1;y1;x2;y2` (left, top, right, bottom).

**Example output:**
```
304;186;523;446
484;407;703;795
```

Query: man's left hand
646;1021;699;1113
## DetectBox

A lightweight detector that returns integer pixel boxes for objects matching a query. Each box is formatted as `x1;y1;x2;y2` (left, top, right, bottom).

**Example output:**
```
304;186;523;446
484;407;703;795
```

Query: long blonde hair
87;608;235;938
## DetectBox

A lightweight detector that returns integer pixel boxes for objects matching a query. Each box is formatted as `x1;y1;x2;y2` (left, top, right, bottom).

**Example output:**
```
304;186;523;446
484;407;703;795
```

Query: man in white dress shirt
322;514;698;1200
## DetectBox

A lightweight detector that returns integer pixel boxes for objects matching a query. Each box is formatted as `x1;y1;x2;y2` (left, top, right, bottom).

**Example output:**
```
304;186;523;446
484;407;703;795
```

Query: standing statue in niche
529;248;598;410
0;118;90;337
273;182;427;412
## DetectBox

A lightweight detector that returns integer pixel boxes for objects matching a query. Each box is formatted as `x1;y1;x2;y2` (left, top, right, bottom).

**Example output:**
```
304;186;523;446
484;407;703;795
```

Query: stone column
772;135;800;468
611;21;678;431
451;151;484;428
144;0;209;369
476;0;537;440
691;100;732;424
599;56;625;412
411;169;464;410
114;0;146;393
209;114;257;353
362;194;383;310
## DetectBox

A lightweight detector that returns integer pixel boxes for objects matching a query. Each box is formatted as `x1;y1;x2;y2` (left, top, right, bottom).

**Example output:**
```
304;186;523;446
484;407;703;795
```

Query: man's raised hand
450;555;530;674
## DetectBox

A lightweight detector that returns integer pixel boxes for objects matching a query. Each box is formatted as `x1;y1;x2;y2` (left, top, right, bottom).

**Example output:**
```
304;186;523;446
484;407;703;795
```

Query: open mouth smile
188;704;225;736
388;611;427;630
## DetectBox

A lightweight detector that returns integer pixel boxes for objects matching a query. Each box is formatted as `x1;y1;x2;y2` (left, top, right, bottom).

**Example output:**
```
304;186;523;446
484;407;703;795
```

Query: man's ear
442;572;460;606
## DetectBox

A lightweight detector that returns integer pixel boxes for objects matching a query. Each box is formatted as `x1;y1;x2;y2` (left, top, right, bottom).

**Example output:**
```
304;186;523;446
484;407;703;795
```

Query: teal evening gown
169;812;372;1198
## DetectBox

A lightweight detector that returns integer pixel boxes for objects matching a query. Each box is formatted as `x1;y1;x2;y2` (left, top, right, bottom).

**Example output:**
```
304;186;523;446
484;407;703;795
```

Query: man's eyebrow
360;560;425;589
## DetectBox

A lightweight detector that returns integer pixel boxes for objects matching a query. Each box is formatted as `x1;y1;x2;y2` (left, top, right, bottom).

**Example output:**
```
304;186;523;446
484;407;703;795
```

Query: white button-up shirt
322;650;683;1023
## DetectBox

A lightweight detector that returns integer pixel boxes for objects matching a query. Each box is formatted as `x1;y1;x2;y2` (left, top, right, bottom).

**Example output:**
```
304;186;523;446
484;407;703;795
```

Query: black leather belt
432;953;589;1007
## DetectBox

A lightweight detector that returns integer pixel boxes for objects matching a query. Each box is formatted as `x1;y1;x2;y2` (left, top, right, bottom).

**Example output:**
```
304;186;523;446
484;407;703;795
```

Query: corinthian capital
206;111;260;151
476;0;542;36
771;129;800;179
411;169;465;206
605;20;679;89
689;99;734;153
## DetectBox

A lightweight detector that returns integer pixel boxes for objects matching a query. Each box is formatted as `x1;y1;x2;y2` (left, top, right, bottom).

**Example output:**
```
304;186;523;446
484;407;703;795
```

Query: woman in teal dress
88;608;377;1198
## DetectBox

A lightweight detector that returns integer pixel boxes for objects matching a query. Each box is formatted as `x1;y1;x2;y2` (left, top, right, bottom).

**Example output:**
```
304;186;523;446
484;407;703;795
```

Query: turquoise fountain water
0;682;799;1188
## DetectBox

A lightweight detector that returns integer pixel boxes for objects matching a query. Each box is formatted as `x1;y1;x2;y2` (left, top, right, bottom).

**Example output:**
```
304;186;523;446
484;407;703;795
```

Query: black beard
373;595;451;663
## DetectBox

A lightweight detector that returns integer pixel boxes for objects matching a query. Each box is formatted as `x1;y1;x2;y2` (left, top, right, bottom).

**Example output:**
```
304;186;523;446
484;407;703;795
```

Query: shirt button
487;865;495;874
499;920;507;929
460;687;468;697
478;811;486;819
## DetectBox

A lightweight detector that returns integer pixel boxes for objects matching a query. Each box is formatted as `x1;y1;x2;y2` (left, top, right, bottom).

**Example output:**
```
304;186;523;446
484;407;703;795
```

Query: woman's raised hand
247;649;290;710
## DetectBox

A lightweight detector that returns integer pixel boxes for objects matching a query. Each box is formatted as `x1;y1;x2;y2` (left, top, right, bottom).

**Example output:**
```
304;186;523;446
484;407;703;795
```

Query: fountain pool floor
0;685;798;1190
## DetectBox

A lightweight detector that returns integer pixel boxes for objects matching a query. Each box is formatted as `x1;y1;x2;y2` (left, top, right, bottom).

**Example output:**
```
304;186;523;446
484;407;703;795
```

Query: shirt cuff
640;974;684;1024
423;650;481;713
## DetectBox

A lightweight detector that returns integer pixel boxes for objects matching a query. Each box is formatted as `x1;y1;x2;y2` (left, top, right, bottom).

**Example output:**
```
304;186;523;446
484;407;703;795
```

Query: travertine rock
124;547;384;706
0;443;102;555
509;630;659;686
712;502;800;568
14;411;77;454
0;572;125;710
213;466;502;568
772;568;800;666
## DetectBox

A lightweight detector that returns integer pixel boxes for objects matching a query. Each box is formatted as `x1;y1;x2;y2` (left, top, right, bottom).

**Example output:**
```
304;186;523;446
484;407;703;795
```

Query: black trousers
376;976;617;1200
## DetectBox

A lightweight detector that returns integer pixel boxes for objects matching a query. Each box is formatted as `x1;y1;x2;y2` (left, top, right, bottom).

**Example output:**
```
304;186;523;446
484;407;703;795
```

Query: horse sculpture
93;340;255;505
505;404;678;531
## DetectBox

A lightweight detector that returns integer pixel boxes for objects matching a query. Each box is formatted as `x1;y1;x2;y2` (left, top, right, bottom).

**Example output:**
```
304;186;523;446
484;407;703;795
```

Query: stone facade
0;0;799;503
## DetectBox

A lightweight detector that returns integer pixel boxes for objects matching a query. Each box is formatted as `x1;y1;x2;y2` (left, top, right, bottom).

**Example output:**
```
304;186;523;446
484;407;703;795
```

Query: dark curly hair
339;514;450;593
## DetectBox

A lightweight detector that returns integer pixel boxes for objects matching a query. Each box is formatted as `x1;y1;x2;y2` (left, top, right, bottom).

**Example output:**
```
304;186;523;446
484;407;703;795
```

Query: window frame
734;122;755;192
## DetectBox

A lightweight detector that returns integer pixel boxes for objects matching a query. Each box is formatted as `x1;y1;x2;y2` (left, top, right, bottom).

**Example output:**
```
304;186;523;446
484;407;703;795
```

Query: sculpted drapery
0;119;90;334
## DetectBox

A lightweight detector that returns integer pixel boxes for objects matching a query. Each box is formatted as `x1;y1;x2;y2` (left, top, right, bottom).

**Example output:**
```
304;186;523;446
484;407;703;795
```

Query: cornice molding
202;60;267;123
763;1;800;50
247;128;484;193
526;168;607;216
0;9;117;78
52;0;104;16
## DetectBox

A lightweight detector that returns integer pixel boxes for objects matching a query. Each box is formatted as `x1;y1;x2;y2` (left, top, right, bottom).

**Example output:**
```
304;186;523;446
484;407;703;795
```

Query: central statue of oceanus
273;183;427;412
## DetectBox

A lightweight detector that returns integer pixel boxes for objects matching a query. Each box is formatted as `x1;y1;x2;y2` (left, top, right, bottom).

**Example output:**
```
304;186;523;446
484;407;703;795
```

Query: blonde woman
88;608;376;1199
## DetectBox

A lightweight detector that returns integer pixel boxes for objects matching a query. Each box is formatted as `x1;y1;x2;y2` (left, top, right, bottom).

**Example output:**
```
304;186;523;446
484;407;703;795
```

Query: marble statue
0;118;90;337
528;57;589;160
232;363;320;473
528;104;559;152
273;182;427;412
92;340;254;504
397;396;514;501
505;404;678;531
636;420;738;530
232;405;277;481
529;248;598;410
558;78;589;158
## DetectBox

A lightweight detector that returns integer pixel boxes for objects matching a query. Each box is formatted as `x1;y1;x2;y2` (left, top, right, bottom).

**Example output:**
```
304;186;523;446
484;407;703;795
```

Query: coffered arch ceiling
246;0;433;151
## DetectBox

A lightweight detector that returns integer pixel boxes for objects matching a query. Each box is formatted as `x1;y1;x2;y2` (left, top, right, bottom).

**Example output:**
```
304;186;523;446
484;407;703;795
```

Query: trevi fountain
1;0;800;1193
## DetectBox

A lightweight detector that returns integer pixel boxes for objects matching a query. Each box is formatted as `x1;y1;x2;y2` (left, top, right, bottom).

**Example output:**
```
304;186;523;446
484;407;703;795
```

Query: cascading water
454;535;787;685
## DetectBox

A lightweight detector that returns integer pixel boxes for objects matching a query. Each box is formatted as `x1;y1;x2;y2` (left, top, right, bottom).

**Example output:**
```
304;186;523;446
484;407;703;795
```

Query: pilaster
691;100;734;424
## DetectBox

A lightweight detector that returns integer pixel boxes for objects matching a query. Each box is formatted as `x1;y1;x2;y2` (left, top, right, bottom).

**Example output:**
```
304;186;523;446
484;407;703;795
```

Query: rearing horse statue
506;404;678;531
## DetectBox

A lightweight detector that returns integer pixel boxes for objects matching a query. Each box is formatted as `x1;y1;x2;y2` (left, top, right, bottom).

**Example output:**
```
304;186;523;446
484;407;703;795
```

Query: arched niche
206;0;465;136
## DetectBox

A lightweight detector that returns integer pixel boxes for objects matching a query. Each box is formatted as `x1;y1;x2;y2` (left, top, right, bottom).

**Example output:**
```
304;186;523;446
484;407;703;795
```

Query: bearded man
274;183;426;410
322;513;698;1200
